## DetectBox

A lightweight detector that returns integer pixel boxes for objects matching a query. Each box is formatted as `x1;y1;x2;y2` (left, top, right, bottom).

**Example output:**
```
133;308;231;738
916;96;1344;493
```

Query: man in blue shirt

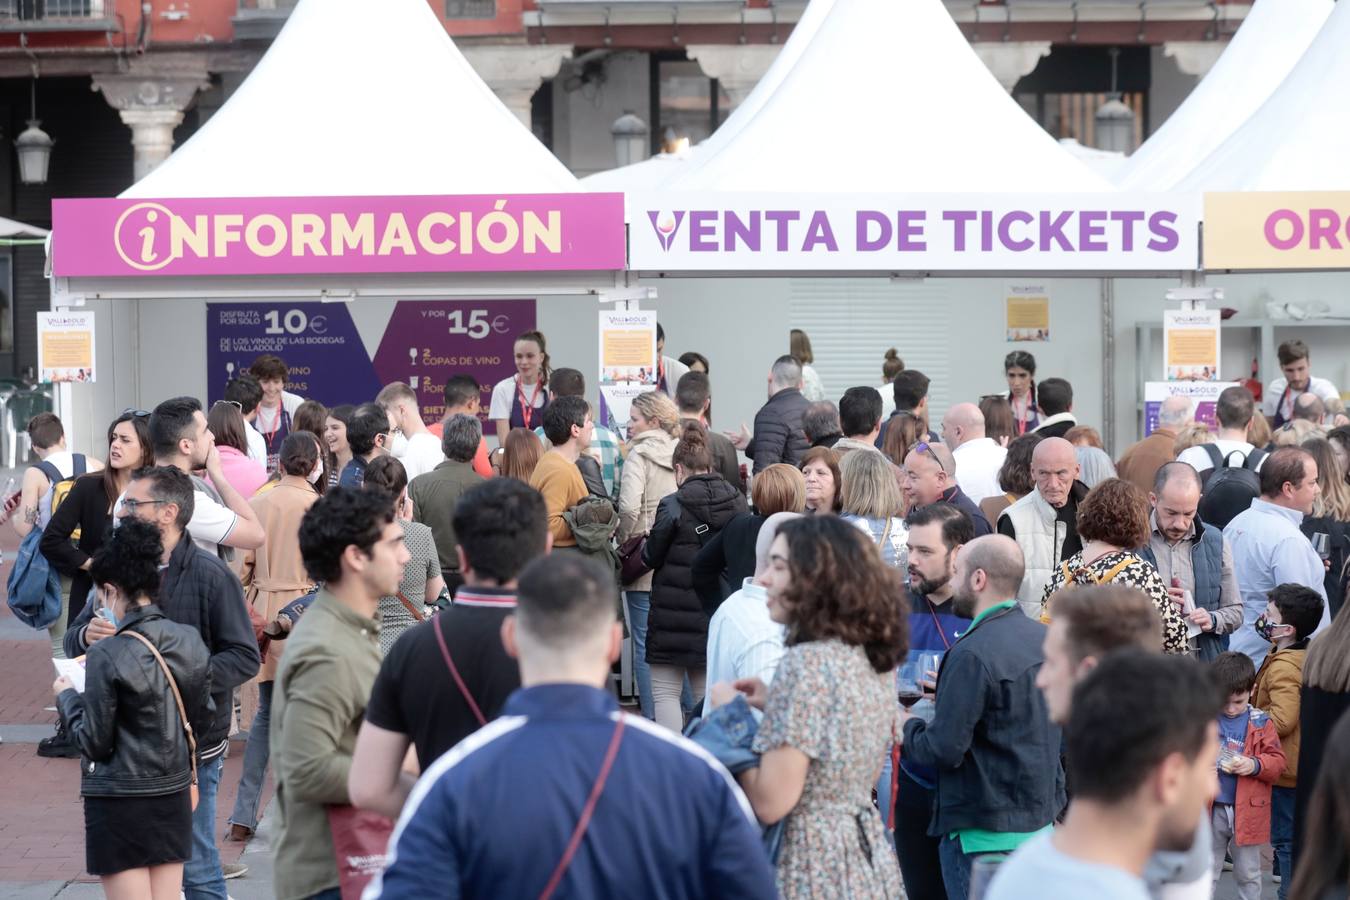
987;653;1223;900
369;553;777;900
1224;446;1330;668
883;503;973;899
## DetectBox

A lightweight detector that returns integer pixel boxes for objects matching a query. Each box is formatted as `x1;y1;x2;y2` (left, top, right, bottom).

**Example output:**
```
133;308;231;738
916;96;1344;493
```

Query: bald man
899;535;1064;898
1116;394;1191;495
902;441;993;537
942;402;1008;505
996;437;1088;618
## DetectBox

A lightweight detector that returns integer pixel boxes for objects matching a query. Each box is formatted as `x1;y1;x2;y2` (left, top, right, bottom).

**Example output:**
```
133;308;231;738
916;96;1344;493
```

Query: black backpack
1197;444;1266;530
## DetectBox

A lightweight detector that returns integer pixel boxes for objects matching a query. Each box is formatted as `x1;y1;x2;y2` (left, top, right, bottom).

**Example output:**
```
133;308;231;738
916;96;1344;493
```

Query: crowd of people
12;332;1350;900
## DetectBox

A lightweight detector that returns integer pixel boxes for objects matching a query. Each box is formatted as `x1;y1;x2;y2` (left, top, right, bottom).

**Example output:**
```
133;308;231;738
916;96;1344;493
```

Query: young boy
1252;583;1324;898
1209;651;1286;900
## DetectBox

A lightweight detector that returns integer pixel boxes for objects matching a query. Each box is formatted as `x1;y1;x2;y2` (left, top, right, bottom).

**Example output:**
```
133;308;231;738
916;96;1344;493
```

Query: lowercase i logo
647;211;685;251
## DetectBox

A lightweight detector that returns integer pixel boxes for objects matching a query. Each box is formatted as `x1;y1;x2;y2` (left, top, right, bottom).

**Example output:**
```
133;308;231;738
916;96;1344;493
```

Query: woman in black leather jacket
53;519;213;899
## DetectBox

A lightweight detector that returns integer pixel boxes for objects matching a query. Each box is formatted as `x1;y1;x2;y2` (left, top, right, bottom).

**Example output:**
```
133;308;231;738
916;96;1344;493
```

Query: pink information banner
50;193;627;277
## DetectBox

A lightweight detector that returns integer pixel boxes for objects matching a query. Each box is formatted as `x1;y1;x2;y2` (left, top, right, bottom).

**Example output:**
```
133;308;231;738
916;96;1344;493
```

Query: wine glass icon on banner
226;361;235;380
408;348;419;389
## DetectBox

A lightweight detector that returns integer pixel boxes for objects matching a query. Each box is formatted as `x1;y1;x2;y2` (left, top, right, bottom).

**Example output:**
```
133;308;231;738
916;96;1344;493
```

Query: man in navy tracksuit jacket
367;554;776;900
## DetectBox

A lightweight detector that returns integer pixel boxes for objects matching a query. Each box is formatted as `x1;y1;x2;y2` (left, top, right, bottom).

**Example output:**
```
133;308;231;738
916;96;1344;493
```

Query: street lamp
1094;47;1135;154
611;111;649;168
15;81;52;185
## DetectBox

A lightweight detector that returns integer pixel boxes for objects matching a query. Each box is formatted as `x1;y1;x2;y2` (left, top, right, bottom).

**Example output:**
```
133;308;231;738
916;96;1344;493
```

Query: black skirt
83;789;193;875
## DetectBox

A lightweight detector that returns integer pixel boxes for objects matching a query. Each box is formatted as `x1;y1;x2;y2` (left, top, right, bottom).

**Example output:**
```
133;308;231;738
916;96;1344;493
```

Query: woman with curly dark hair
1039;478;1189;654
710;515;907;899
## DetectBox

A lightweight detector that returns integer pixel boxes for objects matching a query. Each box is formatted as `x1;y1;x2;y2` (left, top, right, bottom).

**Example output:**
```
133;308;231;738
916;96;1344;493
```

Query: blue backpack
6;526;61;629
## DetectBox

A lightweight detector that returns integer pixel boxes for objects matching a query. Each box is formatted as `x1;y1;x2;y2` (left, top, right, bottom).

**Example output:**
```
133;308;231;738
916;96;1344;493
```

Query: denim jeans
625;591;655;719
938;834;979;900
228;681;272;831
1272;785;1295;900
183;753;227;900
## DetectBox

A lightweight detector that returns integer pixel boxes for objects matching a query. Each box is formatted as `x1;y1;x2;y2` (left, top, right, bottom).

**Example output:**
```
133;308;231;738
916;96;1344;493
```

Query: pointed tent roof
1174;0;1350;193
582;0;834;192
668;0;1111;193
123;0;577;199
1115;0;1331;191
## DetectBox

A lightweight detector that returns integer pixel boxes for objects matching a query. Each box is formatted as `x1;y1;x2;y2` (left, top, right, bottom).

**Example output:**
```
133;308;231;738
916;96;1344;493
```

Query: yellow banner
1205;192;1350;270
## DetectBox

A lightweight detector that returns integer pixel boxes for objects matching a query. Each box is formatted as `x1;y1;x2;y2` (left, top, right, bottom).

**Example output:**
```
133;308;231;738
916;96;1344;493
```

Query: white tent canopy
1115;0;1331;191
582;0;834;193
1174;0;1350;193
123;0;578;199
667;0;1112;193
581;147;696;191
0;216;48;238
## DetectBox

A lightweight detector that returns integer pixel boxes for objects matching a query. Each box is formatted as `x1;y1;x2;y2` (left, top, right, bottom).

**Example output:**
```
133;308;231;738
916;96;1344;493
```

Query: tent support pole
1101;276;1115;455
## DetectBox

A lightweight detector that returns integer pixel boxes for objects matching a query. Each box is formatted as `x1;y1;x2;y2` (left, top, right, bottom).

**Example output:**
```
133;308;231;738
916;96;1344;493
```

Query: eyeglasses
121;498;170;513
914;441;946;476
121;408;151;418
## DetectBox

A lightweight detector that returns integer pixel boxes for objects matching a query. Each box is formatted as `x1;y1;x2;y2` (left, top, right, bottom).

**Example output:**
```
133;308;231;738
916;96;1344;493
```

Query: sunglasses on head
913;441;947;476
121;408;151;419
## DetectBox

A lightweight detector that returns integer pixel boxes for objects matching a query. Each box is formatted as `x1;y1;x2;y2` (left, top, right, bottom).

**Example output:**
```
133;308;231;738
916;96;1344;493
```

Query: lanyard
656;355;666;390
516;377;543;430
260;404;287;449
1011;392;1030;436
926;598;953;651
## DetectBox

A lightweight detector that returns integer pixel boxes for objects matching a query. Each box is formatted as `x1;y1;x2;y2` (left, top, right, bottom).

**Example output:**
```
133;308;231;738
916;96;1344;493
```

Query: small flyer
1005;284;1050;342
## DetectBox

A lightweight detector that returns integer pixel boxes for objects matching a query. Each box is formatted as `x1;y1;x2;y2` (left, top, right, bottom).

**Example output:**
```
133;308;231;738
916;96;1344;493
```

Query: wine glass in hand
897;661;924;709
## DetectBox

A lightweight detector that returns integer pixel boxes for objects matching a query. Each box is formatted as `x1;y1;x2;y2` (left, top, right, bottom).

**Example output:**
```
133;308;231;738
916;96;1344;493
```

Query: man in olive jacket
900;535;1065;900
271;488;409;900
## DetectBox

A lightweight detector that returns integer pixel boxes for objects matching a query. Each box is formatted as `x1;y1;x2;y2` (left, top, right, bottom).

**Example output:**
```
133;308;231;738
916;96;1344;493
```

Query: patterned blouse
376;519;441;656
1040;548;1190;655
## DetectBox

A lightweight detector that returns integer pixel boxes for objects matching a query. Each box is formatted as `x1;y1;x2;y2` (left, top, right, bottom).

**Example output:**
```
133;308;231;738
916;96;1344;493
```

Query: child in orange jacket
1209;652;1287;900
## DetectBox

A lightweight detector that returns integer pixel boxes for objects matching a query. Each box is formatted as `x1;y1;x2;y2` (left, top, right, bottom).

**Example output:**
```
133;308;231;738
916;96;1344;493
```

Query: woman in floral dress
1040;477;1190;654
713;515;908;899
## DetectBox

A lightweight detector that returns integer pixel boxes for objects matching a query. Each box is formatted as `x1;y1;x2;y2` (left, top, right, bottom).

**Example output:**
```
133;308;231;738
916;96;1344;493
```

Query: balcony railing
0;0;115;30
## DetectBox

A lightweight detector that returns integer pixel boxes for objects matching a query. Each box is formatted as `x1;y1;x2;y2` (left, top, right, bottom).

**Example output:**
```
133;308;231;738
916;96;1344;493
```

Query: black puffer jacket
644;473;748;668
57;605;214;797
746;388;809;474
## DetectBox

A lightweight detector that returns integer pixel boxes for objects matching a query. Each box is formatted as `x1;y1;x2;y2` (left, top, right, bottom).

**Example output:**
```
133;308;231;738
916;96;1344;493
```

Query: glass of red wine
897;661;924;709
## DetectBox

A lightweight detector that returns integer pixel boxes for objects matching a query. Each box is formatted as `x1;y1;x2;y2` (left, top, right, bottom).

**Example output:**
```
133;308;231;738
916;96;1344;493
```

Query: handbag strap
538;715;627;900
124;629;198;790
432;613;487;726
395;590;426;622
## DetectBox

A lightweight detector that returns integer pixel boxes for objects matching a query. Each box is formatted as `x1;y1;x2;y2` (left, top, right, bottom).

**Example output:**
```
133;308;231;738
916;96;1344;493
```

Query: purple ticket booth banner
1143;382;1237;436
51;193;626;277
208;302;382;407
371;300;535;426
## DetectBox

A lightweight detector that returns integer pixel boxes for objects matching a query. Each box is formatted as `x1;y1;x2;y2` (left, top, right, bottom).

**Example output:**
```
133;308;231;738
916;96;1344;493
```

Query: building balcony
232;0;297;41
0;0;116;31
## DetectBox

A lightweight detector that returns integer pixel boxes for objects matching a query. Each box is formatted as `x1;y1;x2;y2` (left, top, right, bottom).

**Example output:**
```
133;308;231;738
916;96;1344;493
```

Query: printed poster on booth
598;310;657;431
38;311;96;383
1163;309;1221;382
1005;284;1050;342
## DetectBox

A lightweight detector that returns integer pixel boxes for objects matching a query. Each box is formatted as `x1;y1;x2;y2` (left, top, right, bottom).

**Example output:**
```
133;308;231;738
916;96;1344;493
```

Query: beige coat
240;476;319;681
617;429;678;591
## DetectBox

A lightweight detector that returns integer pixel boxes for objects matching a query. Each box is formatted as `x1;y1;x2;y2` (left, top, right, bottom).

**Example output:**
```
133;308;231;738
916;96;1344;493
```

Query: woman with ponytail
642;421;747;730
1005;350;1039;436
489;330;551;444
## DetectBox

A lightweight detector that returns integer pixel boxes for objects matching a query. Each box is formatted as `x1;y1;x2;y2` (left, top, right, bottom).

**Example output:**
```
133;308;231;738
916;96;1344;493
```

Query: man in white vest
996;437;1089;618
